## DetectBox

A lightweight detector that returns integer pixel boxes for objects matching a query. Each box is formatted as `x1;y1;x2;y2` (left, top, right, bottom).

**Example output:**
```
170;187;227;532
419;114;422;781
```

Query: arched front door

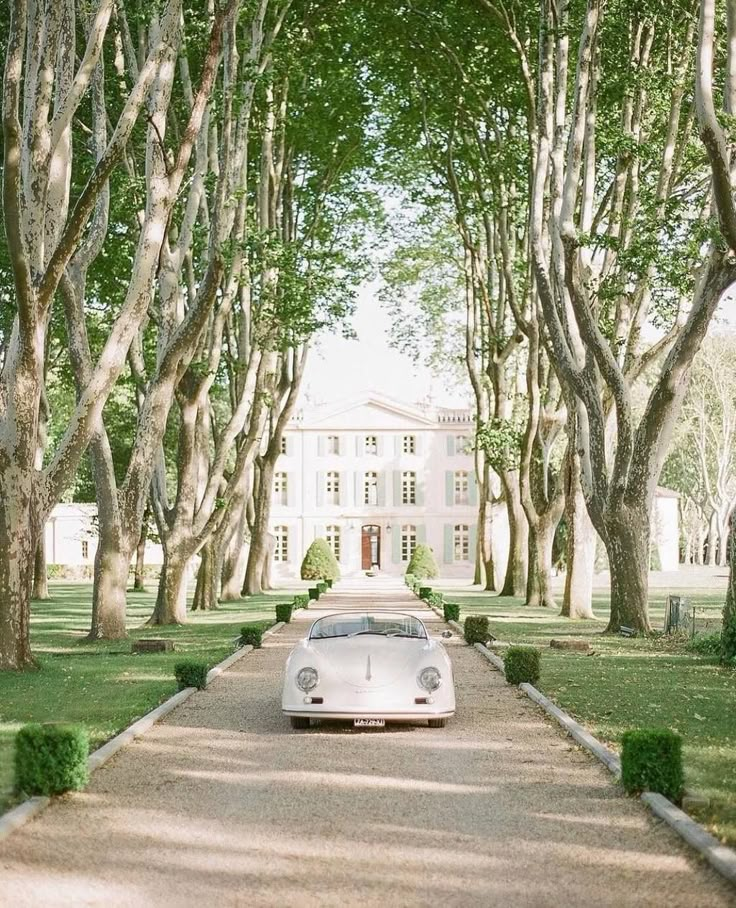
361;525;381;570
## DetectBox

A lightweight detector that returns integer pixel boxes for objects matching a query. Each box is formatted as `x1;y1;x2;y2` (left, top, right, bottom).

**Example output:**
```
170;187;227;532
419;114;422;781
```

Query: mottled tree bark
32;537;50;601
499;471;528;597
562;453;595;619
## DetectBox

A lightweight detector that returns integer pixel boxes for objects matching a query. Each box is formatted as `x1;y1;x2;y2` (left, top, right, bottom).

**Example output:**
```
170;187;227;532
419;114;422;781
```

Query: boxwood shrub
293;594;309;610
443;602;460;623
15;724;89;797
418;586;432;600
504;646;541;685
316;580;328;595
240;624;263;648
464;615;490;645
621;728;684;801
308;587;320;600
405;573;416;588
428;591;444;607
174;659;209;690
276;602;293;624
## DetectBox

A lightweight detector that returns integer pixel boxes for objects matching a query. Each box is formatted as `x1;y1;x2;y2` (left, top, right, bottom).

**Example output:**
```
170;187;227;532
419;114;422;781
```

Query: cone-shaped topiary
406;544;439;580
301;538;340;581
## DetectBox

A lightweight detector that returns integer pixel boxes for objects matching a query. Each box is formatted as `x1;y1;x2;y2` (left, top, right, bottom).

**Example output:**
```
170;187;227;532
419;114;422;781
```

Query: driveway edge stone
0;619;288;843
473;640;736;888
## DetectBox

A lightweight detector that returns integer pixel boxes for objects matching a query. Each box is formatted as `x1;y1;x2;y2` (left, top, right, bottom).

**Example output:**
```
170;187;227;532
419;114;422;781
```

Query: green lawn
0;582;298;814
436;581;736;847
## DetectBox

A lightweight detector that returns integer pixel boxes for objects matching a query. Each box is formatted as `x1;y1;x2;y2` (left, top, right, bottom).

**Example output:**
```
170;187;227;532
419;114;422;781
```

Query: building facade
270;394;479;579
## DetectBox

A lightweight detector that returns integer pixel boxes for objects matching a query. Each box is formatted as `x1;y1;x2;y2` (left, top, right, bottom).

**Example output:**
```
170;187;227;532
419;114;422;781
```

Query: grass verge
0;583;296;814
437;583;736;847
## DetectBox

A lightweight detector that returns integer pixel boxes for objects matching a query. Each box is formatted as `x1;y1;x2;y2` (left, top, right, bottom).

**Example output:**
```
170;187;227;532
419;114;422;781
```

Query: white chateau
41;392;680;580
270;394;479;579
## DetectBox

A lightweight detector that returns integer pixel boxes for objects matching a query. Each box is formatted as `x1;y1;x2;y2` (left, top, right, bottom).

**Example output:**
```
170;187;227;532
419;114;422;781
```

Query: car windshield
309;613;426;640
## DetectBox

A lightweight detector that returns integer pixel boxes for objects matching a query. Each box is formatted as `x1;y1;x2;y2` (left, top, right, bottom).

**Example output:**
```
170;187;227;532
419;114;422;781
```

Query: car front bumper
282;708;455;721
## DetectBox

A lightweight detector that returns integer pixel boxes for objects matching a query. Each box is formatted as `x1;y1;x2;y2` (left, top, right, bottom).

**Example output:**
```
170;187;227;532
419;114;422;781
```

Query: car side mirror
441;630;452;639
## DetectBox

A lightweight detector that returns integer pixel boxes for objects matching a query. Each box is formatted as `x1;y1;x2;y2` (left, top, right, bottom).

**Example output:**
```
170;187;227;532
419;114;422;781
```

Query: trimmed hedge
504;646;541;685
325;578;334;588
308;587;320;601
174;659;209;690
427;591;444;607
621;728;683;801
406;543;439;580
301;539;340;581
443;602;460;623
276;602;293;624
15;724;89;796
418;587;432;600
293;594;309;610
464;615;490;645
316;580;328;595
240;624;263;648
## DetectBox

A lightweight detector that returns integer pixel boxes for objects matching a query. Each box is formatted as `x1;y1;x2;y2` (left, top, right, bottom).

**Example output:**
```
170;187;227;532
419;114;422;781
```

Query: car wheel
290;716;310;729
428;717;447;728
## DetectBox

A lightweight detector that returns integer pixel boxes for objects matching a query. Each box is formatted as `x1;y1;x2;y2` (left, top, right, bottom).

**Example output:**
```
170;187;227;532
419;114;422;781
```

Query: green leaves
476;418;523;472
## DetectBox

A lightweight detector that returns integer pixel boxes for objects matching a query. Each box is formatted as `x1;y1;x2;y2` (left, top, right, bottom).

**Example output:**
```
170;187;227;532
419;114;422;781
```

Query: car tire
290;716;310;729
428;717;447;728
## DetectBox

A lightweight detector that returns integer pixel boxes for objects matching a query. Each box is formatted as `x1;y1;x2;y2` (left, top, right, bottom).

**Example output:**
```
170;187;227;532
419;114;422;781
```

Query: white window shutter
417;525;426;544
355;435;361;456
316;472;325;507
318;436;325;456
415;480;424;506
469;523;478;559
355;472;362;505
392;526;402;563
393;471;402;506
446;435;455;456
445;471;454;506
377;472;386;506
339;471;347;506
415;435;422;456
444;525;454;563
469;472;478;506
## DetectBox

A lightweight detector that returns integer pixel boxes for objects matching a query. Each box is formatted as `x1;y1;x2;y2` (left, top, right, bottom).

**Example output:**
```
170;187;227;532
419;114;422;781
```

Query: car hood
309;636;430;689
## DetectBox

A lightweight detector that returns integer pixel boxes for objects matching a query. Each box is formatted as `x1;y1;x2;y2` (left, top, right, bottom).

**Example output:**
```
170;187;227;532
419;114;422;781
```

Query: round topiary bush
301;539;340;581
174;659;209;690
406;544;439;580
240;624;263;648
504;646;541;685
621;728;683;801
15;724;89;797
464;615;490;645
443;602;460;623
276;602;293;624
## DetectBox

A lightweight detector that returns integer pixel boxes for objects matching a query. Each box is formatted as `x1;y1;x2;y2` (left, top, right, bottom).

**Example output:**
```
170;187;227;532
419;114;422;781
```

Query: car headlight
296;667;319;692
418;666;441;692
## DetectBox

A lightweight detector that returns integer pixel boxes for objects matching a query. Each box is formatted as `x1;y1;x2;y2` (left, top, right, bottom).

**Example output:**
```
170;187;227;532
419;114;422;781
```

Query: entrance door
361;525;381;570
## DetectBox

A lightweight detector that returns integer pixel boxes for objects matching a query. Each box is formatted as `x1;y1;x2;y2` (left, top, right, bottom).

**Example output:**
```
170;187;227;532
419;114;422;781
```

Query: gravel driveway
0;580;732;907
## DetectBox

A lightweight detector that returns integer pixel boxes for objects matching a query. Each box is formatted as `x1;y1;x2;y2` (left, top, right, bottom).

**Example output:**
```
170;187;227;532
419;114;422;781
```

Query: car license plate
354;718;385;728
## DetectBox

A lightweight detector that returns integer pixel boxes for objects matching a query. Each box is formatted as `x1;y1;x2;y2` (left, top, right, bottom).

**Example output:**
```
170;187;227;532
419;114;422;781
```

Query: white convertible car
282;611;456;729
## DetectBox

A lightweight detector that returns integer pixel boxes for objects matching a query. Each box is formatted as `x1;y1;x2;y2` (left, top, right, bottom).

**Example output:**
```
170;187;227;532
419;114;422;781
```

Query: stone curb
0;796;50;844
0;618;288;844
518;681;622;775
642;793;736;885
473;640;736;888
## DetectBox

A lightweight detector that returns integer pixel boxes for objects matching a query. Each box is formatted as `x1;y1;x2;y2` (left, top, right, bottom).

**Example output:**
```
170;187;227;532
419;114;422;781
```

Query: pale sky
302;280;471;409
